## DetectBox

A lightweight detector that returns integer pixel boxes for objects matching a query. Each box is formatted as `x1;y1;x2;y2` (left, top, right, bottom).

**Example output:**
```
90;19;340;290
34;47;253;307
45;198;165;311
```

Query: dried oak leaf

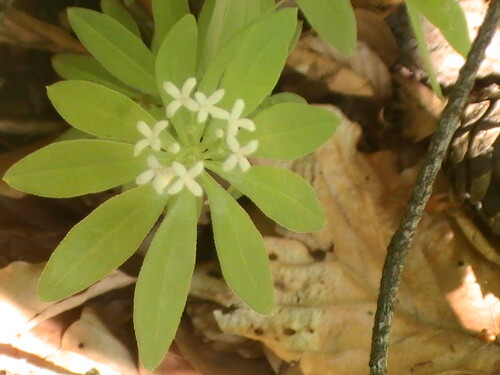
190;113;500;374
287;32;392;100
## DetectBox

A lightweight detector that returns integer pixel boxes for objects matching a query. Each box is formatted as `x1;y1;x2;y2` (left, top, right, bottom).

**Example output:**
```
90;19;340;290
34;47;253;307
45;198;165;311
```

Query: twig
368;1;500;374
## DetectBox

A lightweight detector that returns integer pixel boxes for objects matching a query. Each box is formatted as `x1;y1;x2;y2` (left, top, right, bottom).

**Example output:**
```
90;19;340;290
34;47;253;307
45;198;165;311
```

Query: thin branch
368;1;500;374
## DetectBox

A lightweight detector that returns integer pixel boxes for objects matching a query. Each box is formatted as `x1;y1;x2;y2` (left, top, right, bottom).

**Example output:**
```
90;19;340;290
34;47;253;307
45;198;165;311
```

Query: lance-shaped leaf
3;140;147;198
407;0;470;57
47;81;174;144
240;103;338;160
197;0;252;75
219;8;297;115
52;54;140;98
134;190;198;370
67;8;158;95
151;0;190;54
156;15;197;144
208;164;325;232
100;0;141;37
296;0;356;56
200;173;273;314
406;3;443;99
38;185;167;301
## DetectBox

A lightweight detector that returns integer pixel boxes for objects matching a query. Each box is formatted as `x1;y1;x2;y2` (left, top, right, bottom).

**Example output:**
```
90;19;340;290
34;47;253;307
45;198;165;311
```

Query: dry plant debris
190;116;500;375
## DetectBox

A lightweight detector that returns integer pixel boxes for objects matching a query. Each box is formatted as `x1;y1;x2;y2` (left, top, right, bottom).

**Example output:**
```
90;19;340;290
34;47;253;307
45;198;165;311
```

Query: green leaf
151;0;190;54
406;3;443;99
67;7;158;95
200;173;273;314
101;0;141;37
240;103;338;160
208;164;325;232
134;190;198;370
47;81;172;144
52;54;140;98
197;0;265;75
3;140;148;198
296;0;356;56
407;0;470;57
219;8;298;115
155;15;197;144
258;92;306;111
38;185;167;301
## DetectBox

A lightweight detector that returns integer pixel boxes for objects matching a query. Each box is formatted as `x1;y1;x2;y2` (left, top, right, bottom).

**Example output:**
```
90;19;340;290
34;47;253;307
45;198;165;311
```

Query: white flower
222;140;259;172
168;142;180;154
133;120;168;156
135;155;174;194
168;161;204;197
163;77;199;117
194;89;227;123
226;99;255;134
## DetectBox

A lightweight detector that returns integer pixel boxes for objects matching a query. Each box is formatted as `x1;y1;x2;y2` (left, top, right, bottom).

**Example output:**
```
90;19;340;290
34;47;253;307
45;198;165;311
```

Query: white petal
168;142;180;154
208;89;224;104
152;172;173;194
150;138;162;151
188;161;204;177
226;124;238;139
153;120;169;134
172;161;187;175
238;118;256;131
136;169;155;185
238;156;251;172
167;178;184;195
209;106;228;119
215;129;224;138
241;140;259;155
186;179;203;197
163;81;180;98
167;100;182;117
184;98;200;112
194;91;206;103
197;109;209;123
147;155;161;169
183;77;197;95
223;154;238;171
133;139;149;156
226;135;240;151
232;99;244;118
137;121;151;137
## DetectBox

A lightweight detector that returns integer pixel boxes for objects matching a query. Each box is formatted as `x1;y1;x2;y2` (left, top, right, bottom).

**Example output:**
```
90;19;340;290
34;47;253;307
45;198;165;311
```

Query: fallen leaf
45;307;137;375
0;261;135;343
287;32;392;100
190;115;500;374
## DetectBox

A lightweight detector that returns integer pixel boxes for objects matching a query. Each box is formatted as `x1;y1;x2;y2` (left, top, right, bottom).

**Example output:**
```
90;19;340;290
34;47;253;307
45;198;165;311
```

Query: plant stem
368;1;500;374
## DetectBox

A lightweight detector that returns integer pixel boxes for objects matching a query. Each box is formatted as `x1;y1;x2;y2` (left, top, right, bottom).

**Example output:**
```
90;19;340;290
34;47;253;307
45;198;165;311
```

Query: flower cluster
133;77;259;196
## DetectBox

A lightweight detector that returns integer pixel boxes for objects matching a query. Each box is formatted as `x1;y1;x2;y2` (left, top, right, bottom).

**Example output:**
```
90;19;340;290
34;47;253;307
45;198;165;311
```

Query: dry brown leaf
43;308;137;375
287;33;392;100
190;112;500;374
391;74;445;141
0;7;86;54
354;8;399;66
0;261;135;343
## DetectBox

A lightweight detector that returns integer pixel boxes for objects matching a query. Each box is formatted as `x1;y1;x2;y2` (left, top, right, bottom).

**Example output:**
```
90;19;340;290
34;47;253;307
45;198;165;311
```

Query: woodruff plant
3;0;340;370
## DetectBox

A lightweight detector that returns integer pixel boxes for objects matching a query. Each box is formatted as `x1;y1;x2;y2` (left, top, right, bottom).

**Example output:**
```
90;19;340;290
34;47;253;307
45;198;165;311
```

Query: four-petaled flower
226;99;256;136
135;155;174;194
134;120;169;156
194;89;227;123
163;77;198;117
223;139;259;172
168;161;204;196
